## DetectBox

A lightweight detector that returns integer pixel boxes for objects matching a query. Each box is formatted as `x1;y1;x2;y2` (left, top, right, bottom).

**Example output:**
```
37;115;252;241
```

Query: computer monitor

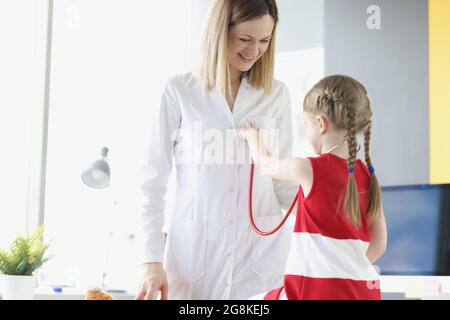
376;184;450;275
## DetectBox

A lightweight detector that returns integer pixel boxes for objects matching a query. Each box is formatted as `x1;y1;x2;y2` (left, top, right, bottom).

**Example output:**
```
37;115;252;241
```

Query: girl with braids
240;75;387;300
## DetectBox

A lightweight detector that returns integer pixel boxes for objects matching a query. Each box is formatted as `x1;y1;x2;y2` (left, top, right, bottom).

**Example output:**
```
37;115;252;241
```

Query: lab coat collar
208;76;252;123
209;75;251;97
241;75;252;90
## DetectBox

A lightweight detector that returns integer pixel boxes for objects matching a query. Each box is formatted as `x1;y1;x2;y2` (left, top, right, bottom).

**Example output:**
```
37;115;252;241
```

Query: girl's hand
238;121;259;140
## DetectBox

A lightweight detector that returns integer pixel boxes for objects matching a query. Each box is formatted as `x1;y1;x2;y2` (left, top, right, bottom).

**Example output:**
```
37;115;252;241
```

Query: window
41;0;194;291
0;1;40;248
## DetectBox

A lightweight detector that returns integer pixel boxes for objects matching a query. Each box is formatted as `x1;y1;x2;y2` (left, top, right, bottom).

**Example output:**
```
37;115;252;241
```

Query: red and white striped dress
264;153;381;300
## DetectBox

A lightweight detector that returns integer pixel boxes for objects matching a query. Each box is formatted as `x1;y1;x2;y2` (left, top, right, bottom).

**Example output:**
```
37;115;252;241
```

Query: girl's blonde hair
303;75;382;228
198;0;278;100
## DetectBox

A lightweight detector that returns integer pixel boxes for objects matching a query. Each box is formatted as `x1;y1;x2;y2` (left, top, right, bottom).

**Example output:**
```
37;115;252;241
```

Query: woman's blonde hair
304;75;382;228
198;0;278;100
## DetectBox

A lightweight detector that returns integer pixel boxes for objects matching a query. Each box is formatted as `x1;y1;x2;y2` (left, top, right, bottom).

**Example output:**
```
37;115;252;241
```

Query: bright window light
41;0;193;292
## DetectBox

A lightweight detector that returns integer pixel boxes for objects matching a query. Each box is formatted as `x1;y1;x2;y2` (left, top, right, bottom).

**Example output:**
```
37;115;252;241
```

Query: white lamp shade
82;147;111;189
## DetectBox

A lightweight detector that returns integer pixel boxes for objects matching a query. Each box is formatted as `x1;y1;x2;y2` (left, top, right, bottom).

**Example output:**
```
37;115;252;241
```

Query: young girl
240;75;387;300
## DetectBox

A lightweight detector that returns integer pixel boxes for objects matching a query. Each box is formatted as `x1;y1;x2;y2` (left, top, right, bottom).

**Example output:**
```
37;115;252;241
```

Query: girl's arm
239;122;311;185
366;206;387;264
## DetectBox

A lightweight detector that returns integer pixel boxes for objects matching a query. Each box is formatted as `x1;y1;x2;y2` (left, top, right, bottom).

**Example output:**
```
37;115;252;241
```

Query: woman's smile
238;53;255;63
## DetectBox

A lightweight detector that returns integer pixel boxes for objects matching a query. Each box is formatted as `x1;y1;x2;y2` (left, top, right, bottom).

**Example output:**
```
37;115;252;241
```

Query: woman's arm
137;78;182;300
141;78;181;264
366;206;388;264
239;122;310;184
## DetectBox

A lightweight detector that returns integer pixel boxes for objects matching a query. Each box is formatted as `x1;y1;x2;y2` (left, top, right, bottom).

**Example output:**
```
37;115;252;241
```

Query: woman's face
227;14;275;73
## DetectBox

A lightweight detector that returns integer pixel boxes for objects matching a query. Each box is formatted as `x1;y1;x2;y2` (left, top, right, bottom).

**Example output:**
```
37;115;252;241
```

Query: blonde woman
136;0;297;300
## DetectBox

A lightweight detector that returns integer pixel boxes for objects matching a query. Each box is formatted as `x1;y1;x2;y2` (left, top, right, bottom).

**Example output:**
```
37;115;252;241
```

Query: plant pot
0;275;37;300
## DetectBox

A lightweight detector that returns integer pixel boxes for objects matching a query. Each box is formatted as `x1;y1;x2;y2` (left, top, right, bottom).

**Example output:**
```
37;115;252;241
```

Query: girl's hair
198;0;278;100
303;75;382;228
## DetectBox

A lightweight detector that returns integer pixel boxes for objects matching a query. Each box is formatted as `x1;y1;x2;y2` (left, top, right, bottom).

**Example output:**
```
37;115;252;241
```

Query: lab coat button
227;252;232;257
230;188;235;193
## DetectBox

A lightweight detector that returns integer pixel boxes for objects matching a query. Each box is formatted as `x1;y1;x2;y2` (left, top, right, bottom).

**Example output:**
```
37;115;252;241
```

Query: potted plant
0;225;52;300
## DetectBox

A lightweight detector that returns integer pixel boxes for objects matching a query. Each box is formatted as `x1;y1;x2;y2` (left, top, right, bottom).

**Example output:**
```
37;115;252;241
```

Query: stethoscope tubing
248;161;298;236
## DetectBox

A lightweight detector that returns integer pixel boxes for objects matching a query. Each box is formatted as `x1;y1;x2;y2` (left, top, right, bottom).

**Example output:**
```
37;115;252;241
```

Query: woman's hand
238;121;259;141
135;262;169;300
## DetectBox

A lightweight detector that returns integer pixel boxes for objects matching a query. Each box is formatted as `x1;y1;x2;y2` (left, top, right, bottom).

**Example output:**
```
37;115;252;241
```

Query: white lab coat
141;72;298;300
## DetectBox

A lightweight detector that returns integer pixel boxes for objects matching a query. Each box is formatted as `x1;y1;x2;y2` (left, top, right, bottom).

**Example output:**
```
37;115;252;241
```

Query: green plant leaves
0;225;52;276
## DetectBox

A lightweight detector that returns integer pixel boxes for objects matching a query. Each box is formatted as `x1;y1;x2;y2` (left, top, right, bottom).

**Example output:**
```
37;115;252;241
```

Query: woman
135;0;298;300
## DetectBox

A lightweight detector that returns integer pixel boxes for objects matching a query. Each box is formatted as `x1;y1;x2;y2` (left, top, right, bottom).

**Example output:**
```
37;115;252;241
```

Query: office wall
274;0;325;157
276;0;324;53
429;0;450;184
324;0;429;186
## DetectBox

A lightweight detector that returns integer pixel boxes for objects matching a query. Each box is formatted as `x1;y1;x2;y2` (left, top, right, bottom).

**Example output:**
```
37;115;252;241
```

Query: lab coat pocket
164;219;206;282
251;214;291;277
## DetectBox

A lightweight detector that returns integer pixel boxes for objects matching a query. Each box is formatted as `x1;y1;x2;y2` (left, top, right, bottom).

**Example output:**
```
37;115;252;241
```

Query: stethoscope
248;139;351;236
248;160;298;236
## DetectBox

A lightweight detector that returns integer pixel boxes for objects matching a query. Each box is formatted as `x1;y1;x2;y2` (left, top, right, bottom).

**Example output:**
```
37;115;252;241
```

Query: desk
2;277;450;300
32;287;135;300
380;275;450;300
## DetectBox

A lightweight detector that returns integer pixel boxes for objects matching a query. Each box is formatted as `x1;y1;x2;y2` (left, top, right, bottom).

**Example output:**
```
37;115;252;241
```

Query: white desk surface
1;276;449;300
